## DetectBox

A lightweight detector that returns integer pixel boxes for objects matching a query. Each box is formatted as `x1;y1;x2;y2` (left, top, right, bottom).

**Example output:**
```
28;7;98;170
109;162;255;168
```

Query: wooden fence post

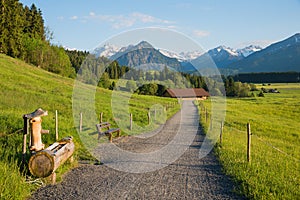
148;111;151;125
22;116;28;167
247;122;251;162
130;113;133;130
220;121;224;145
55;110;58;141
100;112;103;123
210;116;213;130
154;108;157;121
79;112;83;133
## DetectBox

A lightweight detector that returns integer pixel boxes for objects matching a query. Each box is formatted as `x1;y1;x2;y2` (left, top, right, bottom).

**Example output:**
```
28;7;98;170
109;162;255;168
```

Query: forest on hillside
0;0;75;77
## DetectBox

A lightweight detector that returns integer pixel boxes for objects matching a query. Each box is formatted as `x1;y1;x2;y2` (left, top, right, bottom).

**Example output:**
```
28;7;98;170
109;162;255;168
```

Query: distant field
0;54;179;199
199;83;300;199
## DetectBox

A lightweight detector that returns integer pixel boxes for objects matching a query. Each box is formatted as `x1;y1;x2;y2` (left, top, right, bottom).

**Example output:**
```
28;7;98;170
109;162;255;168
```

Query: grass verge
197;83;300;199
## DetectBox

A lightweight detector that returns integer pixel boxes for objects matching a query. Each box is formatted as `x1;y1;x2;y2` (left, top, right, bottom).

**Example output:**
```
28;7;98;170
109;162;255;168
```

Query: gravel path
30;100;245;200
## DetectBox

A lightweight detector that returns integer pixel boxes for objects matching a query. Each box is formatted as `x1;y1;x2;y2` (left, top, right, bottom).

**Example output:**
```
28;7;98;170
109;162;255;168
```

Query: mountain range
228;33;300;73
93;33;300;74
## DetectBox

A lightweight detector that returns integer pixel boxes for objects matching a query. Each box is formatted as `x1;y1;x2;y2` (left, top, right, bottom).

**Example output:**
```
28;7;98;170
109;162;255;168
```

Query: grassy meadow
0;54;179;199
198;83;300;199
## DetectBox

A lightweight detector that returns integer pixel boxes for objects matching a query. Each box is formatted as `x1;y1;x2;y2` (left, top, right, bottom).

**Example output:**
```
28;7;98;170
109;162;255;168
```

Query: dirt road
30;100;245;200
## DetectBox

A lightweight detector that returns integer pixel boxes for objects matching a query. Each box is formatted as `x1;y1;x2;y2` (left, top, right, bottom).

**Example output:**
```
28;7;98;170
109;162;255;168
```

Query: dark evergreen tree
65;49;89;72
0;0;25;57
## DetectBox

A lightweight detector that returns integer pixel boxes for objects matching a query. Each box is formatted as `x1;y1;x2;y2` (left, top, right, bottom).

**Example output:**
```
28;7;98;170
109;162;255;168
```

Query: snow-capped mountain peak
93;43;121;58
159;49;204;61
237;45;262;57
209;46;239;57
159;49;185;61
179;51;204;60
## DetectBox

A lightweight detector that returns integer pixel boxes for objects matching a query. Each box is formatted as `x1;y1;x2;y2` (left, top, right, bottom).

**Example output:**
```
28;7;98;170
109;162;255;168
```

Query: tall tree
27;4;44;40
0;0;25;57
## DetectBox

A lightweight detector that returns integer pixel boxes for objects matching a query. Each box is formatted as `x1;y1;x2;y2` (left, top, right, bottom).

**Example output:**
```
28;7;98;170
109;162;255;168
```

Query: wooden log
28;137;75;178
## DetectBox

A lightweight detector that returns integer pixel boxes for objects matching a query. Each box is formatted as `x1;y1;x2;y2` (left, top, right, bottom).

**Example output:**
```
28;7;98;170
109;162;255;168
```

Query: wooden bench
96;122;120;142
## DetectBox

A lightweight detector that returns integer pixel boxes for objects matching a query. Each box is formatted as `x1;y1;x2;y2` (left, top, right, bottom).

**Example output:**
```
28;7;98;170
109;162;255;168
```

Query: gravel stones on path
30;100;245;200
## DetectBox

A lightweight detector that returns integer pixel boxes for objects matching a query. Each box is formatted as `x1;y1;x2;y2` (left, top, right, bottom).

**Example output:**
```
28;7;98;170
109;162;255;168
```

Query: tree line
0;0;75;77
75;54;209;96
233;72;300;83
223;76;257;97
72;53;258;98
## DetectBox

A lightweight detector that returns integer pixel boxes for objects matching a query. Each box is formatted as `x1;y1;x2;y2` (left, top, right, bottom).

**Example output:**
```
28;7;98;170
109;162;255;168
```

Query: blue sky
20;0;300;52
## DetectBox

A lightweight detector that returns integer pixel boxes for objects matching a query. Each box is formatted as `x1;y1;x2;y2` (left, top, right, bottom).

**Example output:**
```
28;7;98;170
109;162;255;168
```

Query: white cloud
193;30;210;37
130;12;173;24
70;16;78;20
75;12;174;29
131;12;155;23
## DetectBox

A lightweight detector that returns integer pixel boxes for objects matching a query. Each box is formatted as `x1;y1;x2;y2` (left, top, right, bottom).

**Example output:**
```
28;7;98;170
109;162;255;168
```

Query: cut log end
28;137;75;178
29;151;54;178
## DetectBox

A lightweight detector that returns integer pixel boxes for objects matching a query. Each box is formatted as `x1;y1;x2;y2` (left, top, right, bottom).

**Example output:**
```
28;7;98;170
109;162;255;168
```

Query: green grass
198;83;300;199
0;54;179;199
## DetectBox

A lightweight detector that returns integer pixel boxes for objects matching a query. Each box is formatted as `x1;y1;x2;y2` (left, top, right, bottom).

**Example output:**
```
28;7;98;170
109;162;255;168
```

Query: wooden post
154;108;157;121
247;123;251;162
148;111;151;125
79;112;83;133
100;112;103;123
50;172;56;184
220;121;224;145
55;110;58;141
28;127;31;151
22;116;28;167
130;113;132;130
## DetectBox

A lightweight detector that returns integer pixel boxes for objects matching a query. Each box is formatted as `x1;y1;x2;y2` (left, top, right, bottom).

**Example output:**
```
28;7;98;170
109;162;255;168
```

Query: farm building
164;88;210;100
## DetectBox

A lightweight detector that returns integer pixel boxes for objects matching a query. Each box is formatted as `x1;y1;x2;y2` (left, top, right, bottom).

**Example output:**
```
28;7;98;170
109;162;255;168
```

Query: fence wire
200;106;300;163
251;133;300;163
227;125;300;163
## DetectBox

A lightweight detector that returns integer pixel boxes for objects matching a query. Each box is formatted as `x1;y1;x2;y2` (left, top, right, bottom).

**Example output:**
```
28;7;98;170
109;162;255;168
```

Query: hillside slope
0;54;179;199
